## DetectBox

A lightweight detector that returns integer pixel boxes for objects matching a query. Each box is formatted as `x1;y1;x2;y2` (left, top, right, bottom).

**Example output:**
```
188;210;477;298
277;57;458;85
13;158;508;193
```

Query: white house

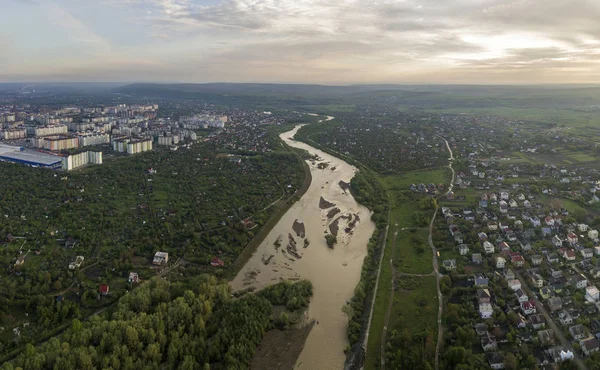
484;241;495;254
479;302;494;319
579;224;589;232
589;230;599;240
586;286;600;303
496;256;506;269
508;279;522;291
458;244;470;256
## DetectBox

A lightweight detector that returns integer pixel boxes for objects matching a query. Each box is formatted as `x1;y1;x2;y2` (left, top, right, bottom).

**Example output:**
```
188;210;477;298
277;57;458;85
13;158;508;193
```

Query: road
362;224;390;352
515;271;587;370
432;135;455;370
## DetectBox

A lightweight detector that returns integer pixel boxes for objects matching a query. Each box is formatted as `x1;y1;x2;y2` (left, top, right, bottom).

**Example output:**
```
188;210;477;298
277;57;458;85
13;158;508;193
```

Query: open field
389;276;438;340
365;168;449;369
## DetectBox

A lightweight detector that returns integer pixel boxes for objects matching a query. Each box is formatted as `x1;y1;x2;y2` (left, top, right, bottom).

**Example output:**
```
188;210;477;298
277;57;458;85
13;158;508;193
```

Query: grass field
365;167;449;369
388;276;438;339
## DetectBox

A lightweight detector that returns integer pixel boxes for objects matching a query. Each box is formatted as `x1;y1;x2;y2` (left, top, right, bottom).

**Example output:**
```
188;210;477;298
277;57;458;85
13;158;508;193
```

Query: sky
1;0;600;84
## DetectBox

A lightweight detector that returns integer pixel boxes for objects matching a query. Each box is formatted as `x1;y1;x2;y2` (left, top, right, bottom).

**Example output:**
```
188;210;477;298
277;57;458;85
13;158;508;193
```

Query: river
231;119;376;369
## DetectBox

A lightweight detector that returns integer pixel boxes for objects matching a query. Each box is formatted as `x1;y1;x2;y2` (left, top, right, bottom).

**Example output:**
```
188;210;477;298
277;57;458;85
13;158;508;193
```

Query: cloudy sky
2;0;600;84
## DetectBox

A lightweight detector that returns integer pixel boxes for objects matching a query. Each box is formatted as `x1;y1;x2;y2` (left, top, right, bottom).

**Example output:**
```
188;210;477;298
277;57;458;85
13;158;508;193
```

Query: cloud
6;0;600;83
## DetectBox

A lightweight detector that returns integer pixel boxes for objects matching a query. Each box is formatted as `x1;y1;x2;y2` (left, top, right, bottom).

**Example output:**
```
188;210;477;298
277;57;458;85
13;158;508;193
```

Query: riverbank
231;124;375;370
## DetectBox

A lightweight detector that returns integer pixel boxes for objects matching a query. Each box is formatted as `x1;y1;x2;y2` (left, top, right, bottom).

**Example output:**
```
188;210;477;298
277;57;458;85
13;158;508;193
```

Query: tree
504;353;518;370
324;234;337;248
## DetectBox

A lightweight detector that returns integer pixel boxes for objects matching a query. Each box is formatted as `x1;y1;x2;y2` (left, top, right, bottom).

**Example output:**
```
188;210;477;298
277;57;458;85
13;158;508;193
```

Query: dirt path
379;229;398;370
432;135;454;370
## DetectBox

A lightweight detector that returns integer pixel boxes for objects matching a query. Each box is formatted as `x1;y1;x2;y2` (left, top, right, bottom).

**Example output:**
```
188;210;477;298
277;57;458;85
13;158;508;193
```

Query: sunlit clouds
2;0;600;83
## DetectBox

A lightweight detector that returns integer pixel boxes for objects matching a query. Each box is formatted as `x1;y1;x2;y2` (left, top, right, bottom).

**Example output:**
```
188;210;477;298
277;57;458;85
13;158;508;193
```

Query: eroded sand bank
231;124;375;370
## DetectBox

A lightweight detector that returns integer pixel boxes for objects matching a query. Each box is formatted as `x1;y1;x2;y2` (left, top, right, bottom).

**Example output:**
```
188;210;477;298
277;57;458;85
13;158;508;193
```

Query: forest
2;277;313;370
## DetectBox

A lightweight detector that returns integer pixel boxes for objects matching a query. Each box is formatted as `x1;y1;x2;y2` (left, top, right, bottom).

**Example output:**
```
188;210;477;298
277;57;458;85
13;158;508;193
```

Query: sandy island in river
231;124;375;370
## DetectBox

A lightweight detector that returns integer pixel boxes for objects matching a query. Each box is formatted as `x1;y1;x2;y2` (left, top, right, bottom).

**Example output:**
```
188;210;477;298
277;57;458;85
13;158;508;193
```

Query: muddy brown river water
231;122;376;370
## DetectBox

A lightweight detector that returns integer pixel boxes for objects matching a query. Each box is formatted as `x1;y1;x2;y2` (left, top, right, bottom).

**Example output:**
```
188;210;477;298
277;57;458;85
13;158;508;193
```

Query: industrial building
61;151;103;171
0;146;62;169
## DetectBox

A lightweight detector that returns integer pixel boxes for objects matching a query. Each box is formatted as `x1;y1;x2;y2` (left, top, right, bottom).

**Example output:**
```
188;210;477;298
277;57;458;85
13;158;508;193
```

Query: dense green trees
4;277;312;370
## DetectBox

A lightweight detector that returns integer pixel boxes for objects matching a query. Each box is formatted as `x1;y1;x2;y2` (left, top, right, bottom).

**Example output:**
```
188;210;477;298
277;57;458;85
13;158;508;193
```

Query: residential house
582;248;594;259
590;268;600;280
472;253;483;265
481;332;498;351
523;200;532;208
532;217;541;227
569;325;587;340
595;247;600;257
540;287;553;300
563;249;576;261
153;251;169;265
442;259;457;271
586;286;600;303
589;229;599;240
552;235;563;248
499;200;508;214
548;297;563;312
521;301;537;315
479;302;494;319
498;242;510;253
511;253;525;267
531;255;543;266
567;232;579;244
474;274;489;287
496;256;506;269
508;279;522;291
500;191;510;200
529;272;544;288
545;216;555;226
571;274;588;289
474;323;489;336
542;227;552;237
128;272;139;284
505;269;516;280
538;329;555;346
547;253;559;264
558;310;573;325
509;199;518;208
478;288;492;303
579;224;589;232
99;284;109;296
458;244;469;256
515;288;529;303
530;314;546;330
68;255;84;270
581;337;600;356
210;257;225;267
488;222;498;231
487;352;505;369
484;241;495;254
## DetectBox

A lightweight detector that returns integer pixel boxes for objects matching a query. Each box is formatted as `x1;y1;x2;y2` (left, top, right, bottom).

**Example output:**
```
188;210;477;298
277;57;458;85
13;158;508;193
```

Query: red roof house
99;284;109;295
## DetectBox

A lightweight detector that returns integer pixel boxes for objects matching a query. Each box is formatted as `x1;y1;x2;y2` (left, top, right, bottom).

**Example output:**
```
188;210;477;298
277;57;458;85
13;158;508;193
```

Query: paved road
515;271;587;370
